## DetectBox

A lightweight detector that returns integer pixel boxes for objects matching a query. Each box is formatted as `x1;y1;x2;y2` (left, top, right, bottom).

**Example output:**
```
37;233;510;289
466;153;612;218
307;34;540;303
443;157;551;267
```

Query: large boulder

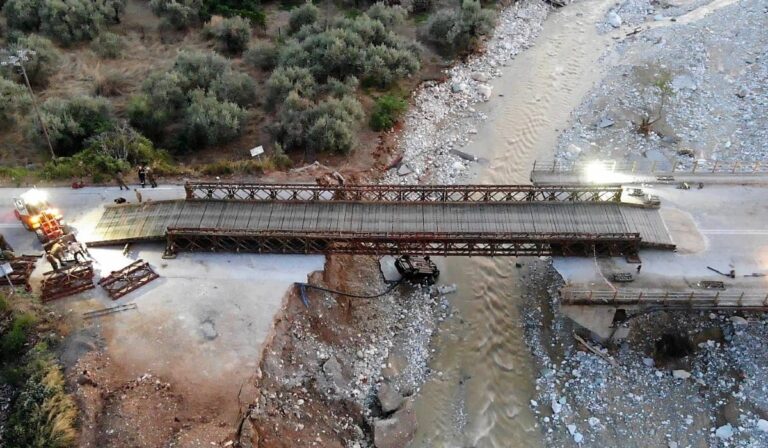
377;382;404;414
374;398;417;448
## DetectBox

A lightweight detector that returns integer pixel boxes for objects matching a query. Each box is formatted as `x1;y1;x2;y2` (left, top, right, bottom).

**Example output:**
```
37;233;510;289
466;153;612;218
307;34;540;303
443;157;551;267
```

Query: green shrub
208;16;251;54
91;32;124;58
412;0;432;14
427;0;494;55
0;76;31;128
38;0;113;45
2;0;43;31
370;94;407;131
211;71;256;107
173;50;229;90
265;65;317;109
366;2;406;27
1;313;36;360
244;42;278;70
33;96;116;157
85;125;168;165
4;346;78;448
2;34;61;87
150;0;203;29
288;2;318;34
202;0;265;28
183;89;246;147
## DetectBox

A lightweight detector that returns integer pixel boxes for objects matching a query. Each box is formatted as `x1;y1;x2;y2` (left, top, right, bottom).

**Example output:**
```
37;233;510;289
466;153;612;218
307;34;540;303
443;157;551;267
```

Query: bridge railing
164;228;640;257
533;159;768;175
562;289;768;308
184;182;623;203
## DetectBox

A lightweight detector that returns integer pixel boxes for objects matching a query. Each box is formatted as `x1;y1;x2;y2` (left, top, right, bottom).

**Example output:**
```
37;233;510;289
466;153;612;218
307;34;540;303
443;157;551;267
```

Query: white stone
715;424;733;439
551;400;562;414
607;11;622;28
672;370;691;380
757;419;768;432
477;85;493;101
642;357;655;367
567;424;577;435
588;417;601;428
730;316;748;326
573;432;583;443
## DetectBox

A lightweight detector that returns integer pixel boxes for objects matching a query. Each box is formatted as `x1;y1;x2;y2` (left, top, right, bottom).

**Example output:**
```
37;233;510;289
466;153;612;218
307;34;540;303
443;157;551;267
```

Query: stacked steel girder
164;228;641;257
184;182;624;203
98;259;159;300
1;256;37;291
41;262;95;302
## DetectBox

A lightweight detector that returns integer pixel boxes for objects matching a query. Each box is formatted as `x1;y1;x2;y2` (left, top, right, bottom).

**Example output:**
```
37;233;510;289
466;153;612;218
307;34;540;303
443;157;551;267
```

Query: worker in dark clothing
134;189;143;203
115;171;128;190
0;234;13;252
636;264;642;273
114;197;127;204
137;165;147;188
146;165;158;188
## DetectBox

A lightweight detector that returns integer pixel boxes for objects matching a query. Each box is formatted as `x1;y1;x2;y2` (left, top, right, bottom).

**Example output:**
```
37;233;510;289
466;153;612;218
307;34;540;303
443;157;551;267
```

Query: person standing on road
137;165;147;188
636;264;642;273
115;171;128;190
146;165;158;188
45;253;59;271
134;189;143;203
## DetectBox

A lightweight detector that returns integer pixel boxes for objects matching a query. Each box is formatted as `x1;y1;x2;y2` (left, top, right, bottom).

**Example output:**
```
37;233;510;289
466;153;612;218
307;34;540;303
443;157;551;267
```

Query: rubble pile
557;0;768;168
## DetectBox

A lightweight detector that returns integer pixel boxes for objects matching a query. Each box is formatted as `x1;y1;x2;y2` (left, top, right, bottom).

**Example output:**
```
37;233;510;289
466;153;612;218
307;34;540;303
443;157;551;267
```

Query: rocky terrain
384;0;550;184
557;0;768;168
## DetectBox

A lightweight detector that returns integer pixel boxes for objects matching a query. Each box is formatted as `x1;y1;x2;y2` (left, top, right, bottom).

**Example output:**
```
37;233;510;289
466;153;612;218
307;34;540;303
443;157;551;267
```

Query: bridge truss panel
164;228;641;257
183;183;623;203
561;288;768;309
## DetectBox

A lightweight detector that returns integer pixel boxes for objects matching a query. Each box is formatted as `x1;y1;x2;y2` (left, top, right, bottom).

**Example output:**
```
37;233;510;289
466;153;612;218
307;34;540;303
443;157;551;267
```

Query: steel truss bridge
86;183;675;257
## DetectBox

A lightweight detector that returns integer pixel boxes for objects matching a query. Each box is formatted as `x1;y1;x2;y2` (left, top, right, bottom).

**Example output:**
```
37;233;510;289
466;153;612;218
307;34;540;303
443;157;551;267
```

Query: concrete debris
715;423;734;439
597;117;615;128
606;11;622;28
642;357;655;367
396;164;413;177
672;369;691;380
757;419;768;433
730;315;748;326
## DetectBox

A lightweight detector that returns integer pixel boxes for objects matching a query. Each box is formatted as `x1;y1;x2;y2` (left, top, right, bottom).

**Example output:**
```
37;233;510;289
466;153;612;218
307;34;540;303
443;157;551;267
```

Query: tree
173;50;230;90
208;16;251;55
91;32;124;59
39;0;109;45
0;77;31;128
149;0;203;29
244;42;278;70
366;3;406;27
211;71;256;107
184;89;246;147
2;34;61;87
638;72;674;136
288;2;319;35
265;66;317;109
2;0;43;31
85;123;166;165
33;96;116;156
428;0;494;55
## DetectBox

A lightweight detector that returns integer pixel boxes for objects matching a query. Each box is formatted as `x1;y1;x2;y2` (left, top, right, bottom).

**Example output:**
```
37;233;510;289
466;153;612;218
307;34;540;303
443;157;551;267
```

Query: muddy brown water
409;0;616;446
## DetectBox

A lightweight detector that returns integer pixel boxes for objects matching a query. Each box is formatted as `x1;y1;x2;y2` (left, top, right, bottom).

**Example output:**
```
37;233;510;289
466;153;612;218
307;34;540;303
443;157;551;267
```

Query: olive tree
173;50;229;89
244;42;278;70
265;66;317;109
0;77;31;128
2;0;43;31
288;2;318;34
33;95;116;156
211;71;256;107
149;0;203;29
184;89;246;147
2;34;61;87
366;3;406;27
428;0;494;55
209;16;251;55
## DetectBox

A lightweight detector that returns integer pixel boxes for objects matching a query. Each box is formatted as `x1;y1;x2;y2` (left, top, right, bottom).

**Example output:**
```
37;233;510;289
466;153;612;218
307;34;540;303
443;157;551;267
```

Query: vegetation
94;71;128;97
638;72;674;136
244;41;278;70
150;0;203;29
32;95;116;157
0;76;31;128
3;0;126;45
287;2;318;34
369;94;407;131
202;0;265;28
91;31;124;59
128;50;251;150
0;292;78;448
207;16;251;55
427;0;495;55
2;34;61;87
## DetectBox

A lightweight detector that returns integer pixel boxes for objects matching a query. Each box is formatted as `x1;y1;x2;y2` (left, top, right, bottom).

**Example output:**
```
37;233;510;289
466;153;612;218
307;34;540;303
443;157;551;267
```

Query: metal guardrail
562;289;768;308
184;182;623;203
164;228;641;257
533;160;768;175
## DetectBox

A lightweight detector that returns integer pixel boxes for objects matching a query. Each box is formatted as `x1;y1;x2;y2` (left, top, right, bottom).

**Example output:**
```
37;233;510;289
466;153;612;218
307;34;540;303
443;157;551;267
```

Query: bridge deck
88;200;674;248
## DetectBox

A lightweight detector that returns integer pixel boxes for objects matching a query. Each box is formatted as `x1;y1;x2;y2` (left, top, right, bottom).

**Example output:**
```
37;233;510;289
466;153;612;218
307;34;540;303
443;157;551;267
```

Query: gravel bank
557;0;768;167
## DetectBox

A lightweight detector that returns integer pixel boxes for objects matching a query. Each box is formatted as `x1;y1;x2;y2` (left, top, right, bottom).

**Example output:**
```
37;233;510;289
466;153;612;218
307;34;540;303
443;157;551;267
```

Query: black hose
297;278;405;300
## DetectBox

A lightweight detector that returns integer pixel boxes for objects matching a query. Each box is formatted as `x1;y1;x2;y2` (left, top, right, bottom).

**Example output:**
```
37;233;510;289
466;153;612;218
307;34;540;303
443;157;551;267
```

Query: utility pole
1;48;57;161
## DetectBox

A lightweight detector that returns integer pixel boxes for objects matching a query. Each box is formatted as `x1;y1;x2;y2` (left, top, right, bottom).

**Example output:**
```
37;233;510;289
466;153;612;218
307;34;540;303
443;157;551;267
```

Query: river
409;0;616;445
